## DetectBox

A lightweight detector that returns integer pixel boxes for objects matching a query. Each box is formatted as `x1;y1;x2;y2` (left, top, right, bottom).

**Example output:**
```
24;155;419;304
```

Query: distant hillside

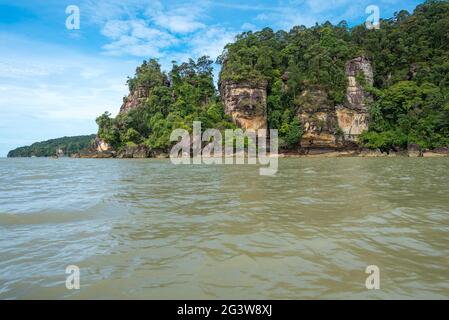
7;135;96;158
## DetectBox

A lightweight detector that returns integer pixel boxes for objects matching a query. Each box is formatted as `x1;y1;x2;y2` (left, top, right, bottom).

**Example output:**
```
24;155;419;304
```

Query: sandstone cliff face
92;136;112;152
220;81;268;131
297;89;340;149
119;85;149;114
345;56;373;110
297;56;373;150
219;57;373;150
76;136;114;158
336;56;373;141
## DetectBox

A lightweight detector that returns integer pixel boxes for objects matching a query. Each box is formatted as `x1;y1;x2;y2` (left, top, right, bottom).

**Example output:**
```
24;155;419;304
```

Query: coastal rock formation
345;56;373;110
113;145;171;159
408;143;423;157
119;85;149;114
336;56;373;141
91;56;374;158
296;56;373;150
92;136;112;152
74;136;115;158
117;145;151;159
297;88;340;149
220;81;268;131
335;106;369;138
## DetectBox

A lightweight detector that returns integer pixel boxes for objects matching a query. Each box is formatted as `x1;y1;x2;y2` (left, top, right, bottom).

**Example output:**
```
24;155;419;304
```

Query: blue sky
0;0;424;156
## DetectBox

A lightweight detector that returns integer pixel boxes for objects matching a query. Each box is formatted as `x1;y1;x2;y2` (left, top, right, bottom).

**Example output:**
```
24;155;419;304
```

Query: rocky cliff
90;85;150;157
336;56;373;142
120;85;150;114
220;80;268;131
297;88;340;150
298;57;373;151
92;136;112;152
219;57;373;151
94;56;374;157
297;56;373;151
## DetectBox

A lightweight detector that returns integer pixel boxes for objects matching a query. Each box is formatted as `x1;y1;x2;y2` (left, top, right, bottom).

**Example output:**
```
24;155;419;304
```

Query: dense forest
7;135;96;158
96;0;448;152
96;57;237;152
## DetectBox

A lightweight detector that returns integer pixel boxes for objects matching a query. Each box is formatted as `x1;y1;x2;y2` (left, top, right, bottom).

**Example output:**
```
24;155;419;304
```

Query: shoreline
6;148;449;159
19;150;449;159
77;147;448;159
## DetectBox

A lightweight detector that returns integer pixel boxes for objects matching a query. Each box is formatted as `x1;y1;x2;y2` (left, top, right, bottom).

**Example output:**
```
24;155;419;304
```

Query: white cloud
241;23;257;31
101;20;131;39
0;58;65;79
189;26;236;59
144;0;210;34
101;19;179;57
103;35;162;57
86;0;215;59
82;0;154;24
148;6;206;34
153;15;205;34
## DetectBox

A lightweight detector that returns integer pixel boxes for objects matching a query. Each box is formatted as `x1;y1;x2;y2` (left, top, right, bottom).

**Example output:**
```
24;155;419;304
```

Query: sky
0;0;425;156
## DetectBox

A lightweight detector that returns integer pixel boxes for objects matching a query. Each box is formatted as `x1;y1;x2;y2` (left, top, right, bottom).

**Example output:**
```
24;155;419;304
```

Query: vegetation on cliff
97;0;449;152
220;0;449;150
7;135;96;157
97;57;236;152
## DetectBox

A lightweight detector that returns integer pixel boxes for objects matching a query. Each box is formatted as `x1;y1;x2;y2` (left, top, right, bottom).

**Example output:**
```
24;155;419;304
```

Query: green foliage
97;57;236;152
217;19;359;150
96;1;449;153
280;117;303;148
362;81;449;149
7;135;96;157
219;0;449;151
358;1;449;150
218;24;357;104
127;59;168;92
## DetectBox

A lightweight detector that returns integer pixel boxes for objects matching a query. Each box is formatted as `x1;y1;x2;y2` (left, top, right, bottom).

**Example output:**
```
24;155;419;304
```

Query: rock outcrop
117;145;151;159
345;56;373;110
92;136;112;152
296;56;374;151
76;136;115;158
336;56;373;141
119;85;150;114
407;143;423;157
297;88;340;149
219;57;373;151
220;81;268;131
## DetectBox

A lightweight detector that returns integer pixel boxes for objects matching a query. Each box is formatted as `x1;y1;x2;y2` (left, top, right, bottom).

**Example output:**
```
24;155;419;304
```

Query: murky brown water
0;157;448;299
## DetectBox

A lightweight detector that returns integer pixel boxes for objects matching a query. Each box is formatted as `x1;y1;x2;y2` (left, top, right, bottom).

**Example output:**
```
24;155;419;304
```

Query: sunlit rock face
345;56;374;110
119;85;149;114
220;81;268;131
336;106;369;137
297;88;340;149
92;136;112;152
337;56;374;141
295;57;374;150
